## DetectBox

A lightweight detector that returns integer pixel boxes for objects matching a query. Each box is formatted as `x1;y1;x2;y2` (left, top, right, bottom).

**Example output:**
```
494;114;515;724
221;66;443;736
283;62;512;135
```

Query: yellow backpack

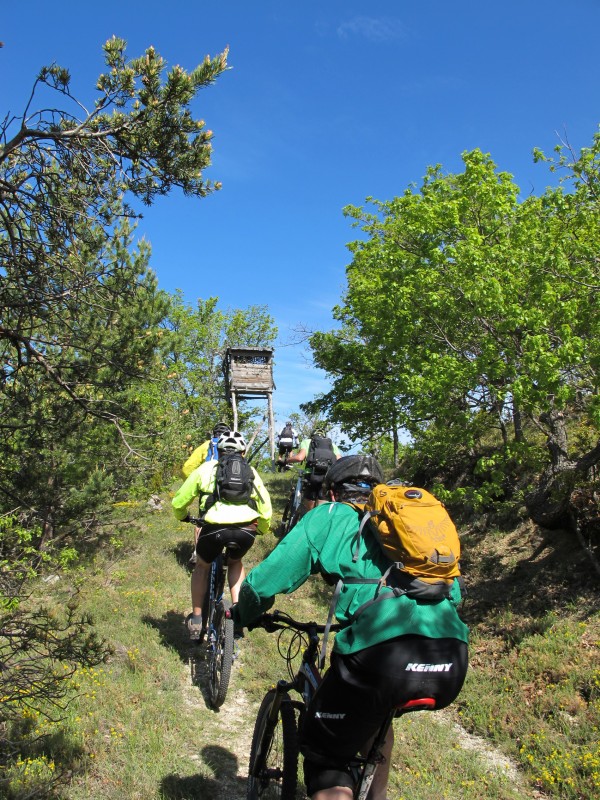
319;485;462;667
355;484;461;600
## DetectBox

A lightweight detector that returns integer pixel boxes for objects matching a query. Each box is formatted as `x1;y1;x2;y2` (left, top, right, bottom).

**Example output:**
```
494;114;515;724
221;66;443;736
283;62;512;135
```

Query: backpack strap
346;583;408;623
319;570;394;669
319;578;343;671
199;461;221;515
351;509;380;562
251;468;263;505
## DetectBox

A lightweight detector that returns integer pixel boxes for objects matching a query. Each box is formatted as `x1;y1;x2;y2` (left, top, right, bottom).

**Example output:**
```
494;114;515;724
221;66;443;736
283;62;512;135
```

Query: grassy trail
42;471;598;800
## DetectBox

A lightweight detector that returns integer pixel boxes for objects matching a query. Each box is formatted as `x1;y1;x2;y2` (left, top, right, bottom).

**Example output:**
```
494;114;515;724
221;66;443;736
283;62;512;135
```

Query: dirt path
184;647;260;799
182;651;540;800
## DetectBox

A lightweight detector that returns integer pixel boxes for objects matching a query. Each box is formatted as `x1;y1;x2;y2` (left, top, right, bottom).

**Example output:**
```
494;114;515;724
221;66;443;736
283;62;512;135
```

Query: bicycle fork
253;681;289;777
206;562;225;646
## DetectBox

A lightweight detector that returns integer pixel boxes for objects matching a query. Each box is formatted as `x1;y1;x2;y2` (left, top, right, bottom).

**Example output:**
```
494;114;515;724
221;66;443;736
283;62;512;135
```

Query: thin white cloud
337;16;408;43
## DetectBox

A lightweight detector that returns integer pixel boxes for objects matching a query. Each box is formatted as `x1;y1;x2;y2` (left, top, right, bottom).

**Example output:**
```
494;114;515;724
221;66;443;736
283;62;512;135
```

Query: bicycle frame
278;470;305;538
248;612;436;800
188;517;234;709
204;554;226;642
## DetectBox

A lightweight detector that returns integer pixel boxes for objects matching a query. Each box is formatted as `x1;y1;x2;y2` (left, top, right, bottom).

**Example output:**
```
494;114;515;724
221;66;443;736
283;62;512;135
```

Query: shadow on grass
143;610;225;710
142;609;191;664
171;538;195;571
0;725;88;800
460;525;600;633
189;645;223;711
160;744;246;800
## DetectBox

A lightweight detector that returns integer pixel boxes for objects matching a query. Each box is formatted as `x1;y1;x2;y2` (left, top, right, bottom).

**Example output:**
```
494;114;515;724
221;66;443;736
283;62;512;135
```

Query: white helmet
217;430;247;453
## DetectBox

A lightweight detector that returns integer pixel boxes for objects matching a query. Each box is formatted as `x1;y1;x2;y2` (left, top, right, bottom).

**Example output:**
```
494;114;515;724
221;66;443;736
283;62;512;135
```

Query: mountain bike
276;447;295;472
278;471;304;538
188;517;235;710
246;610;436;800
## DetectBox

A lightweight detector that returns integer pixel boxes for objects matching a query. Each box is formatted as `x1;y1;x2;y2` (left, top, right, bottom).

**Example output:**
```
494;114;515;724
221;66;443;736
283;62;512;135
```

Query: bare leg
227;558;245;603
191;558;210;616
310;727;392;800
312;789;353;800
364;725;393;800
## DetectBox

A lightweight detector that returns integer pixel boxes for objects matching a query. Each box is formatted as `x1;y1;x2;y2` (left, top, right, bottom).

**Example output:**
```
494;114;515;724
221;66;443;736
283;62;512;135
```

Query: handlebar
247;609;341;635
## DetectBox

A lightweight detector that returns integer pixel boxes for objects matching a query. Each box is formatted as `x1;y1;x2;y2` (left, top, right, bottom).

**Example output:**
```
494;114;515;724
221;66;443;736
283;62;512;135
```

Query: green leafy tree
0;37;228;529
140;292;277;479
309;138;600;523
0;39;228;795
0;516;111;798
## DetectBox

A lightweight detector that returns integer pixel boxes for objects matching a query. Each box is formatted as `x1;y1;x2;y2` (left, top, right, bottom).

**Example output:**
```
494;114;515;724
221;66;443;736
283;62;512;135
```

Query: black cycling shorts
195;523;257;563
300;635;468;795
302;473;327;501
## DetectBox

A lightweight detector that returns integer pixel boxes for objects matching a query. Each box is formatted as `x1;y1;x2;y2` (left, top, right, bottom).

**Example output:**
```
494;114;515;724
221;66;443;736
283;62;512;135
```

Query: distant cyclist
173;431;272;640
283;427;341;512
276;421;299;470
182;422;231;564
181;421;230;478
233;455;468;800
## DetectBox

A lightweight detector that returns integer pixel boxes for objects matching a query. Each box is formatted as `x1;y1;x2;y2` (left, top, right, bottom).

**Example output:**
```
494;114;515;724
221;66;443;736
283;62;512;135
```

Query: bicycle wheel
279;480;302;538
287;499;302;532
248;689;299;799
208;602;234;709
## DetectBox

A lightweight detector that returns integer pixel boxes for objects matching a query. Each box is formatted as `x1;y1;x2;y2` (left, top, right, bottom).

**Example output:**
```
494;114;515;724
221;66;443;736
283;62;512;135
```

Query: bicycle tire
287;503;302;532
247;689;299;799
209;606;234;709
280;485;294;524
280;481;302;538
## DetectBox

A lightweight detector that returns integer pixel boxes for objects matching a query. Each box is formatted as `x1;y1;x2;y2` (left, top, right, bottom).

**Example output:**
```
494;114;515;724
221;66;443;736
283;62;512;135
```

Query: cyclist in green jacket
233;455;468;800
283;428;342;513
173;431;272;639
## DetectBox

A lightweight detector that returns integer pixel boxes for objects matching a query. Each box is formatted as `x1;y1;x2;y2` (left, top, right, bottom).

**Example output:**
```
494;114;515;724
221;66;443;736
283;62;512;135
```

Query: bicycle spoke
209;606;234;708
247;690;298;799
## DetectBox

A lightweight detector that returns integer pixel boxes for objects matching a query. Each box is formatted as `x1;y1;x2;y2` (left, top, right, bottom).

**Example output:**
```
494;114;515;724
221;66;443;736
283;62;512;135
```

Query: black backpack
203;453;256;511
280;424;294;440
305;435;335;484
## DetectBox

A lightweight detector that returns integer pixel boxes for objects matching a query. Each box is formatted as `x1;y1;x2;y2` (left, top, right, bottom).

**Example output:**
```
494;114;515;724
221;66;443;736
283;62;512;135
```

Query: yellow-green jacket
181;440;210;478
172;460;272;535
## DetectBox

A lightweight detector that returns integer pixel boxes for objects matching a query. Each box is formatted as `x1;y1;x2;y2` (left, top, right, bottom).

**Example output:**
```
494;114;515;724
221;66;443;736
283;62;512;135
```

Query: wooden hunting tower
223;347;275;459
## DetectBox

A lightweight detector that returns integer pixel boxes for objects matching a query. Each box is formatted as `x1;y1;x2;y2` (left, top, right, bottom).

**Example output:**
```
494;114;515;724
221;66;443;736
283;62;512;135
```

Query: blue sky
3;1;600;432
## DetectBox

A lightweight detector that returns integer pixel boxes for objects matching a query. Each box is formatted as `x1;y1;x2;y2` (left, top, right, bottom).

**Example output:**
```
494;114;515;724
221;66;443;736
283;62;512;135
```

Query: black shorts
195;523;256;563
302;473;326;501
278;443;293;458
300;635;468;795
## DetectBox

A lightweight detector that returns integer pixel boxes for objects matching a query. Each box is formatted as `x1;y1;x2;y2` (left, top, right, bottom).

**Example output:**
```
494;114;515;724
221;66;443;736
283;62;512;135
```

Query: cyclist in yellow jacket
182;422;231;565
181;421;230;478
173;430;272;639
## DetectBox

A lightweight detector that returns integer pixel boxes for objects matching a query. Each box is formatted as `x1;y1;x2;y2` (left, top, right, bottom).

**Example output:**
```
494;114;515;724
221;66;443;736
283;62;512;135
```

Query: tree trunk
513;402;524;443
525;430;600;529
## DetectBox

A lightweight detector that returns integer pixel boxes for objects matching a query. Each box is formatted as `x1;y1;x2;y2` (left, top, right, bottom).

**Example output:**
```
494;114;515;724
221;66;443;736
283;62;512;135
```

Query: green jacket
237;501;469;655
296;437;342;467
172;460;272;535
